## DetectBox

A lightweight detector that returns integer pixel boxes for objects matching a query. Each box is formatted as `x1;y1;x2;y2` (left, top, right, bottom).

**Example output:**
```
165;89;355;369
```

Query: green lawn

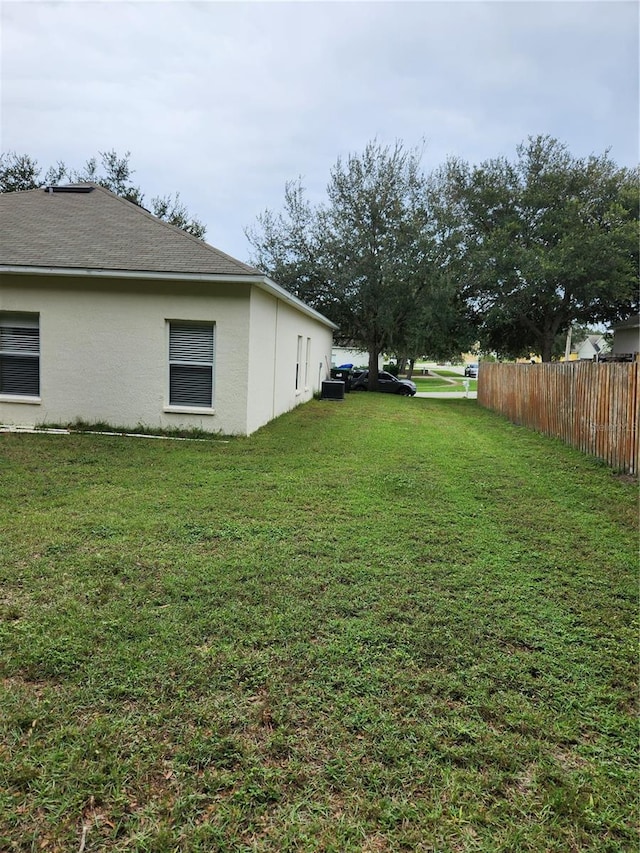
412;375;478;393
1;396;637;852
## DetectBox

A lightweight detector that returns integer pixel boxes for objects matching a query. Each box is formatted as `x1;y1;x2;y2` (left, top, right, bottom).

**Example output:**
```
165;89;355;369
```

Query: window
295;335;303;391
168;322;214;407
304;337;311;388
0;312;40;397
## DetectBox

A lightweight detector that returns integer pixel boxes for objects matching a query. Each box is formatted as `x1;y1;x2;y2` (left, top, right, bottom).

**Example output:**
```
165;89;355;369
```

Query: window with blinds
169;322;214;407
0;313;40;397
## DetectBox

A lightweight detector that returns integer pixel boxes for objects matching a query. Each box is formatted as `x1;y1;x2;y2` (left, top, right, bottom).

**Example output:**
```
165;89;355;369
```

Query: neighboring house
573;334;610;361
331;346;381;370
0;184;337;435
610;315;640;360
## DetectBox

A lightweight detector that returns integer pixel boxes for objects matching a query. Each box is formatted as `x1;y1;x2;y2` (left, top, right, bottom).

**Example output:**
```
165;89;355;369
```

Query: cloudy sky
1;0;638;261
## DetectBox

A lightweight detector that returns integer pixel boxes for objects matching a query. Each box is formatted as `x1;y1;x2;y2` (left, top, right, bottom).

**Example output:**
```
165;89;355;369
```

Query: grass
411;375;478;393
0;395;637;852
420;368;467;377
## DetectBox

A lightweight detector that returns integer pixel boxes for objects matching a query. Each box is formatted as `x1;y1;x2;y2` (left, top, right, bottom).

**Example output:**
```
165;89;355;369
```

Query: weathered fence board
478;362;639;474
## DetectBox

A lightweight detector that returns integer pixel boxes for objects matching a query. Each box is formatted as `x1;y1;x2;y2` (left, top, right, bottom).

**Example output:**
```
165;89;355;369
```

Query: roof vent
44;185;94;194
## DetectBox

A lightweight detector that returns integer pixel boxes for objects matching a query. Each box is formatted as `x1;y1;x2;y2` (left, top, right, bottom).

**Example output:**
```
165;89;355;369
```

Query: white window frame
0;312;41;403
165;320;215;413
295;335;303;393
304;337;311;390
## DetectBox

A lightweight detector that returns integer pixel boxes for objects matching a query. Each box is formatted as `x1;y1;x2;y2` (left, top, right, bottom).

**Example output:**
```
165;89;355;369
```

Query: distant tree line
0;150;206;239
245;136;639;379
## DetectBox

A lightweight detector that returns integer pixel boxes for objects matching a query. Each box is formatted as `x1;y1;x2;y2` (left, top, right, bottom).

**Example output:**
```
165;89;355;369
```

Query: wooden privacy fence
478;361;639;474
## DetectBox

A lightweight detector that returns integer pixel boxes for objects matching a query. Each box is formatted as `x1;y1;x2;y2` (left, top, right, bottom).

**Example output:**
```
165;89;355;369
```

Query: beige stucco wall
613;326;640;355
246;286;333;435
0;273;253;434
1;273;335;435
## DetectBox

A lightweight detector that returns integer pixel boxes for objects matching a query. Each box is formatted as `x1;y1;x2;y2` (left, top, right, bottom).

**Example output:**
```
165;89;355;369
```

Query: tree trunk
406;358;415;380
541;335;554;362
368;347;379;390
541;317;563;362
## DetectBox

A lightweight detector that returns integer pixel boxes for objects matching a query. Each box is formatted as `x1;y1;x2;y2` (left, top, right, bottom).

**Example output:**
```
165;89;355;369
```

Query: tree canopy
0;150;206;239
443;136;639;361
246;141;470;385
247;135;638;366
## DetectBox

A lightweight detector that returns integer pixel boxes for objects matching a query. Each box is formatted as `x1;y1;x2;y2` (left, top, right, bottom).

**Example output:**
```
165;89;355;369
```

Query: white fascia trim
256;276;339;330
0;264;259;284
1;266;339;331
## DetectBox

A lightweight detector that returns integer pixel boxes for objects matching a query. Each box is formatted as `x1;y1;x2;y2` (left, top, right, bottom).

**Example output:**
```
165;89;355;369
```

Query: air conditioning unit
321;380;345;401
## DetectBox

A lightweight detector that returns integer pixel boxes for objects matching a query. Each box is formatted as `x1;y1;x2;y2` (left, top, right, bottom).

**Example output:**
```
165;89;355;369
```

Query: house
573;334;610;361
610;315;640;361
331;346;382;370
0;184;337;435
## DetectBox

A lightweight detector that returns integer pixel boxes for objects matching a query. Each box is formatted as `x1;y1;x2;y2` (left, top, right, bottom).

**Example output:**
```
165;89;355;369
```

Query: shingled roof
0;183;260;277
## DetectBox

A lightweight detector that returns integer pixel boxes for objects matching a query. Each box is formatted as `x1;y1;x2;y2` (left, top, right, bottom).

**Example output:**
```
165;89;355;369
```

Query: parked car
464;363;479;378
351;370;417;396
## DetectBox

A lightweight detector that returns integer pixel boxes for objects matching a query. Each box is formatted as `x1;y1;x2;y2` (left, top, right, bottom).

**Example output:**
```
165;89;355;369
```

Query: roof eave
611;314;640;332
0;264;261;283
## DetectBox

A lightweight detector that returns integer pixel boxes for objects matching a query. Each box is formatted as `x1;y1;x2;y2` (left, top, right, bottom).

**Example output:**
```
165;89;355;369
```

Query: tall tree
0;152;42;192
324;141;427;386
0;150;206;239
393;160;477;366
447;136;639;361
71;150;144;207
148;193;206;240
247;141;467;387
245;178;331;311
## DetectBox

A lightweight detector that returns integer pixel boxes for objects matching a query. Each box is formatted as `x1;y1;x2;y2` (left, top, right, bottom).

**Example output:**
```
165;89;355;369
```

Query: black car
351;370;417;396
